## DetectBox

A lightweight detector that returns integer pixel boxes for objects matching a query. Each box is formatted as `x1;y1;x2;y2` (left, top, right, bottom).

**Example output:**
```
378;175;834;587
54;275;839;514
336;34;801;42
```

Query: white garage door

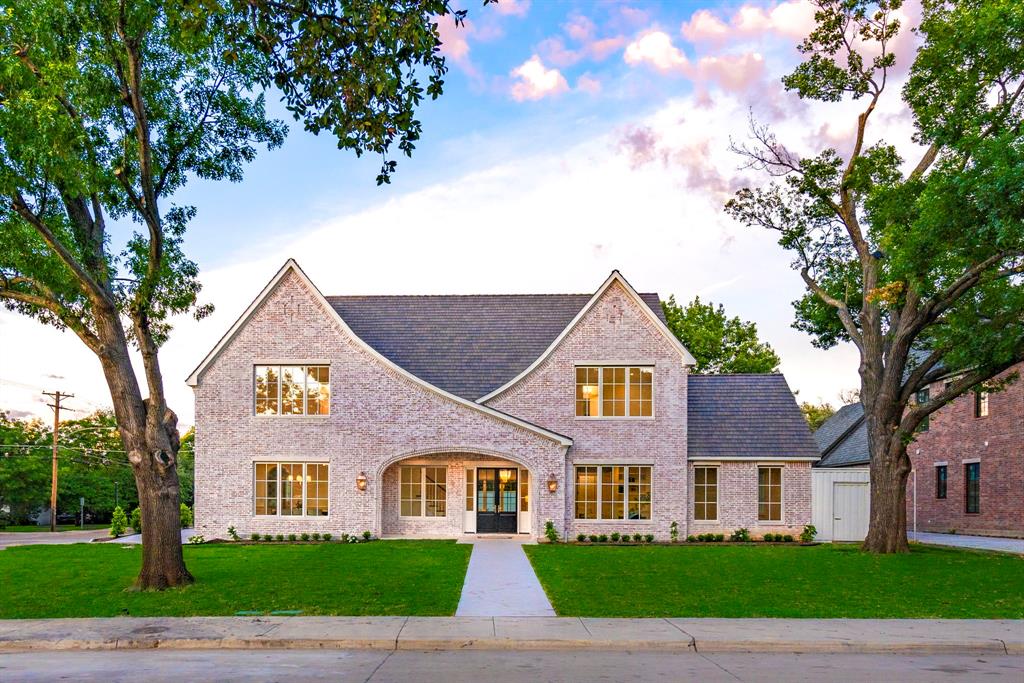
832;482;869;541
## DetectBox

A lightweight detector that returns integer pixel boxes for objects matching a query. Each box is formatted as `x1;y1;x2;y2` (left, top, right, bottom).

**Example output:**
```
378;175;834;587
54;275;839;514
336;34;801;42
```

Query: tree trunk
862;412;912;553
93;309;193;589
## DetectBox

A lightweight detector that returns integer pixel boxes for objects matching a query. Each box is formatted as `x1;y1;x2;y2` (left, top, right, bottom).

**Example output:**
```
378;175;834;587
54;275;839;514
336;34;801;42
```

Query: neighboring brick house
815;363;1024;538
188;260;818;541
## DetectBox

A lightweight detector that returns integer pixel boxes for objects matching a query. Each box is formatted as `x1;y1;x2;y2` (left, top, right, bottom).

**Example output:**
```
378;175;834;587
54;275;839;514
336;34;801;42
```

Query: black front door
476;468;518;533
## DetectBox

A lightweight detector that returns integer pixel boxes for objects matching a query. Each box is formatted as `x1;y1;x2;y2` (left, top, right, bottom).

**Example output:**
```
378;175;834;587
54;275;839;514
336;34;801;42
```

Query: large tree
662;295;781;373
0;0;474;587
727;0;1024;552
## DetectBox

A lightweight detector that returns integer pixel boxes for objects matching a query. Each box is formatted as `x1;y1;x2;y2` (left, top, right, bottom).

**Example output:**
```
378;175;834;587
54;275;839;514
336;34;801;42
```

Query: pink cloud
537;37;580;68
681;10;730;44
509;55;569;101
618;6;651;26
695;53;766;93
537;27;626;68
564;13;595;42
623;31;688;74
493;0;530;18
436;14;470;63
588;36;627;60
576;74;602;95
680;1;817;45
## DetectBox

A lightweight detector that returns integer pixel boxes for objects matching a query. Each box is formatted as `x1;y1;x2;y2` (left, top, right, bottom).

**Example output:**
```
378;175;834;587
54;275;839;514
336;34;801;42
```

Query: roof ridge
689;373;785;378
325;292;662;299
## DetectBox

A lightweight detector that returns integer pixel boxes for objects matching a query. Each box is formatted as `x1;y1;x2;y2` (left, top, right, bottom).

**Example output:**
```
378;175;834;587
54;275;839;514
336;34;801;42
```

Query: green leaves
661;296;781;374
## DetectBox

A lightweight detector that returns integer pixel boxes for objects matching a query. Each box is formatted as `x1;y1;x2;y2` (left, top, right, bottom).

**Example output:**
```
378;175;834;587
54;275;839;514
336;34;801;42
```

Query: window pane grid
255;365;330;415
694;466;718;521
254;462;329;517
757;467;782;522
401;465;447;517
576;366;654;418
575;465;651;520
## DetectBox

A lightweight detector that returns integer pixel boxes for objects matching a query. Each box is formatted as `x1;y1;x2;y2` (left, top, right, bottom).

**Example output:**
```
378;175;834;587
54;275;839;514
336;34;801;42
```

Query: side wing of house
187;261;570;539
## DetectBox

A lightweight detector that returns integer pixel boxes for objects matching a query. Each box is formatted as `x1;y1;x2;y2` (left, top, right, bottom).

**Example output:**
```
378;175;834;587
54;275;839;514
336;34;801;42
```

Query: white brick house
188;260;819;540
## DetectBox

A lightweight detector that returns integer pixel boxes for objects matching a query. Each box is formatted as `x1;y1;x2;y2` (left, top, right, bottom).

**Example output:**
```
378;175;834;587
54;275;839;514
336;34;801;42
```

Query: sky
0;0;927;426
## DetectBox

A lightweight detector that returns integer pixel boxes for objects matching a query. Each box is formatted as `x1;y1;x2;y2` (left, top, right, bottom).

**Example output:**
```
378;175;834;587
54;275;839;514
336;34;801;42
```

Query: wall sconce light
547;475;558;493
356;472;367;491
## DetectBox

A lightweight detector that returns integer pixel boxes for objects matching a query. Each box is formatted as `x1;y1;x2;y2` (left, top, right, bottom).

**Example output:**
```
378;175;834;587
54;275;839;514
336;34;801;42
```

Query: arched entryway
376;448;537;539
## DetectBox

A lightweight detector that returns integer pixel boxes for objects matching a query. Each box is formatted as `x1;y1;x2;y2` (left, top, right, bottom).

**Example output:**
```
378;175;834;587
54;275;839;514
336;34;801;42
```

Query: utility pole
43;391;73;532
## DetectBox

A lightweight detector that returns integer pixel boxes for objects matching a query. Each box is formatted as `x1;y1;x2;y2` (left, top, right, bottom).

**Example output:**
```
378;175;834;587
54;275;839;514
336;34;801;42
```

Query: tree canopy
725;0;1023;552
662;295;781;374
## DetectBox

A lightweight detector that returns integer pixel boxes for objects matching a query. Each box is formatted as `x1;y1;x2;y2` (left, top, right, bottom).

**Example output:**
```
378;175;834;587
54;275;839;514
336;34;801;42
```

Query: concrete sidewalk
911;532;1024;554
0;617;1019;655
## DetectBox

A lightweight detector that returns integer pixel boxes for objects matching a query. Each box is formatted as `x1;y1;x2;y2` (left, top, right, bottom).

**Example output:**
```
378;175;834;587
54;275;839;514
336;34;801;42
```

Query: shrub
610;532;620;542
323;533;332;541
783;534;794;543
714;534;725;542
109;506;127;538
287;534;297;542
577;533;587;542
633;533;642;542
544;521;559;543
730;528;751;543
251;532;261;541
598;534;608;543
588;534;599;543
311;532;321;541
620;535;630;543
644;534;654;543
180;503;194;528
341;533;350;542
363;530;372;541
262;534;272;541
129;507;142;534
276;534;284;542
347;535;360;543
762;533;775;542
227;526;240;541
300;533;310;542
670;521;679;543
187;534;205;544
800;524;817;543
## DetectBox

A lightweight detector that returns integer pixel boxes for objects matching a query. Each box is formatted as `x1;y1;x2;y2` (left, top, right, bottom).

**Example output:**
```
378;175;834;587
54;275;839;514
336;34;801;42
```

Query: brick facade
687;461;811;538
906;364;1024;538
192;263;814;541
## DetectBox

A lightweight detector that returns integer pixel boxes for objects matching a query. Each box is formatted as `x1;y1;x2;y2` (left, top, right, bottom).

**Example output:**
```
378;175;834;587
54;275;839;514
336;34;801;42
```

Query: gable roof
477;271;697;402
687;374;820;460
328;291;668;401
186;260;572;446
814;403;869;468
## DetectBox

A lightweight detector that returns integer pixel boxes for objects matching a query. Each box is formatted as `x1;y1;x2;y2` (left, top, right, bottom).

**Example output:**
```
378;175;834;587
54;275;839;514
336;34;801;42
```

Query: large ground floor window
758;466;782;522
574;465;652;520
254;462;329;516
401;465;447;517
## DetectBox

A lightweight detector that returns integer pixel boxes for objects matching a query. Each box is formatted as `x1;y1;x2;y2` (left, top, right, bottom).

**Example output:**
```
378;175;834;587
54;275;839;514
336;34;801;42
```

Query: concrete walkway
111;528;194;545
0;617;1019;655
911;532;1024;554
455;537;555;617
0;528;110;550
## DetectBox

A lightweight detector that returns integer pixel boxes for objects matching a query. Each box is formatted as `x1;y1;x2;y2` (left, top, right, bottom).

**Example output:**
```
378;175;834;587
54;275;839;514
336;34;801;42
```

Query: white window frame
399;465;448;518
573;464;653;521
574;365;655;419
693;465;719;523
254;364;331;416
253;461;330;517
757;466;784;523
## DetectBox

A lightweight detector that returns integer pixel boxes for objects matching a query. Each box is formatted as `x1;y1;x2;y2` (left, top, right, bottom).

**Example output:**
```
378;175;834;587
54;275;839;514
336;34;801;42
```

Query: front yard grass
524;543;1024;618
0;540;471;618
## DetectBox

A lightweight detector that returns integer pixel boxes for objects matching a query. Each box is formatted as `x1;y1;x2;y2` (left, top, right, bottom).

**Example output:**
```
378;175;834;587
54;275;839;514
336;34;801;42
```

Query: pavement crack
255;622;281;638
663;618;697;651
364;649;395;683
698;652;743;682
996;639;1008;654
393;617;409;651
578;618;593;638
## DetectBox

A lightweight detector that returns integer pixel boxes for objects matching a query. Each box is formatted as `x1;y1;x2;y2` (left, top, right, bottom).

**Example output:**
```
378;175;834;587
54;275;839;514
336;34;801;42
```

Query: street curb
1;617;1020;656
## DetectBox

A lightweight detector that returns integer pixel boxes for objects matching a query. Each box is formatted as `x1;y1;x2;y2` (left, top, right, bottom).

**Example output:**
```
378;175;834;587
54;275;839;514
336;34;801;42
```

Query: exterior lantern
356;472;368;491
547;475;558;493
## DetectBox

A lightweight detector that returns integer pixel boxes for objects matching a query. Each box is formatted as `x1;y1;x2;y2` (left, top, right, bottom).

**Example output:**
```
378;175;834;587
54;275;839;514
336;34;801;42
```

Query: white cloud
509;55;569;101
624;30;689;73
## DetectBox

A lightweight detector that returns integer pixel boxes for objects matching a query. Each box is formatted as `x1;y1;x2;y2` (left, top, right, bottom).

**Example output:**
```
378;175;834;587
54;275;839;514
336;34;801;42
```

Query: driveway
910;531;1024;554
0;528;110;550
111;528;194;545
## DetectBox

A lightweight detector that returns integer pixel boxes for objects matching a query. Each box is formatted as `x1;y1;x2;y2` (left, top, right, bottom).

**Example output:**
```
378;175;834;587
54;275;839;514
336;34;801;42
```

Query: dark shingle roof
687;374;821;459
814;403;869;467
327;293;666;400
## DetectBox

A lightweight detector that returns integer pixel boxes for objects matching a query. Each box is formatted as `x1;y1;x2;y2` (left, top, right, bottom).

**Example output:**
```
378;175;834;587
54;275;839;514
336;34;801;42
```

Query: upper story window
974;390;989;418
915;388;930;432
255;365;330;415
575;366;653;418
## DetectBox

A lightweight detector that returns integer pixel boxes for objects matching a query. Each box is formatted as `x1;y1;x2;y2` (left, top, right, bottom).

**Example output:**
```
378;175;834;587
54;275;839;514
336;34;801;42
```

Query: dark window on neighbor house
935;465;947;499
916;388;930;431
974;390;989;418
965;462;980;514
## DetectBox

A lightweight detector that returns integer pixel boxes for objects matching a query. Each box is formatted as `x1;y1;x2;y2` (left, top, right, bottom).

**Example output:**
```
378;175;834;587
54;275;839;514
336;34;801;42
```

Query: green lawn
524;543;1024;619
0;541;472;618
1;524;109;532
